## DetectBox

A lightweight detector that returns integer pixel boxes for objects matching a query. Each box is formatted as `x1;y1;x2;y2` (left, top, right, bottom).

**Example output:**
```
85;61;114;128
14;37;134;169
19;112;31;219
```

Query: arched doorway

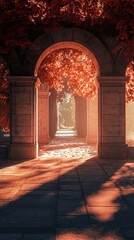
34;42;99;149
56;94;77;136
48;90;88;138
8;28;128;159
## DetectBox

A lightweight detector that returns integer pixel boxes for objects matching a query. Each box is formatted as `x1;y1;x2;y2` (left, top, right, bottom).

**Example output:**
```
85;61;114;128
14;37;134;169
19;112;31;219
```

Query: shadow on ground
0;137;134;240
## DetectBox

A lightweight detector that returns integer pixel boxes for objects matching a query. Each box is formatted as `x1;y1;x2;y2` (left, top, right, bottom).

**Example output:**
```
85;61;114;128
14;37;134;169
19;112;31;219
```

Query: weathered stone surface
8;76;38;159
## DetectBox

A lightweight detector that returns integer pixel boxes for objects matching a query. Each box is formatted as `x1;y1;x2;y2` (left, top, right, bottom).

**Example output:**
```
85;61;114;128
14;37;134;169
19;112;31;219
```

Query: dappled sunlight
86;173;121;221
0;137;96;207
56;228;124;240
94;231;125;240
109;163;134;186
87;188;120;207
88;205;119;222
0;159;38;206
39;136;97;160
87;187;120;221
0;138;133;240
56;231;93;240
86;162;134;222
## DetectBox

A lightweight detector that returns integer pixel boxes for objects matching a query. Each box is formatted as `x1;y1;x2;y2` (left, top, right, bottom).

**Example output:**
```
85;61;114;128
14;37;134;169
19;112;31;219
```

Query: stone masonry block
34;34;53;51
16;115;31;126
15;127;32;137
102;136;125;143
100;63;113;76
103;104;119;114
12;136;32;143
51;30;64;43
103;87;124;94
16;105;32;115
103;126;120;137
16;93;32;105
12;114;31;127
61;28;74;41
119;93;125;104
9;143;37;159
72;28;85;43
14;86;32;93
119;116;125;127
99;144;127;159
103;115;119;126
103;93;119;104
119;105;125;114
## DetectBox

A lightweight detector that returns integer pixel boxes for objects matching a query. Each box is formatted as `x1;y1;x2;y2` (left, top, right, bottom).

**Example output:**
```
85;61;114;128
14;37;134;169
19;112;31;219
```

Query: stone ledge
98;76;129;84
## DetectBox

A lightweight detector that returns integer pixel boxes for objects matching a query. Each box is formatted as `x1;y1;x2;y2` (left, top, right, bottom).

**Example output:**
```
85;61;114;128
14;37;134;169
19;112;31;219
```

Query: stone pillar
38;83;50;144
87;96;98;144
8;76;38;159
98;76;128;159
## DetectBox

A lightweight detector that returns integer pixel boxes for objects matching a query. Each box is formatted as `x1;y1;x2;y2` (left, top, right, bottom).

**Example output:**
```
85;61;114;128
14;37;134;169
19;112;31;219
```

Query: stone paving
0;137;134;240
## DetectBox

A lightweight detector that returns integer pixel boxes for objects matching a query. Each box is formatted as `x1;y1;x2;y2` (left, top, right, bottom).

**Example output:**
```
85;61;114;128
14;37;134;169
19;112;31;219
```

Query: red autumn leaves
0;58;10;133
38;48;98;99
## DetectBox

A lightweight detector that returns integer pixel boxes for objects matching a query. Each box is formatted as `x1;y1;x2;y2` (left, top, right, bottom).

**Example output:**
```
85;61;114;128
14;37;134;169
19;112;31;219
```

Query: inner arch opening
56;93;77;136
35;42;99;157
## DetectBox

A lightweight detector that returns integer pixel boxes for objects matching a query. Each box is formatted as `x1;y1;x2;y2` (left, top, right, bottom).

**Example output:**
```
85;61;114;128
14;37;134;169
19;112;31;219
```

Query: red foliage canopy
100;0;134;62
0;58;10;133
0;0;134;132
38;49;134;103
38;48;98;100
126;62;134;103
0;0;133;61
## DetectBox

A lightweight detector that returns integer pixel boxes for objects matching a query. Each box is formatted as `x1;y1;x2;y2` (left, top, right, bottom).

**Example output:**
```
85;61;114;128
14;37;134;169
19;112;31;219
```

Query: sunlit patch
126;62;134;146
56;229;124;240
86;186;123;221
39;137;96;160
92;228;125;240
126;101;134;146
109;163;134;183
0;138;133;234
100;234;124;240
56;232;88;240
102;181;117;189
88;206;119;222
88;188;120;204
85;162;134;222
0;137;96;207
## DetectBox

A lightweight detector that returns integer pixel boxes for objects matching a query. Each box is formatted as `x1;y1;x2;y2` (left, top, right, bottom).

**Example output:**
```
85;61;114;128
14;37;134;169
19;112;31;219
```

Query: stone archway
24;28;113;76
8;28;128;159
34;41;100;148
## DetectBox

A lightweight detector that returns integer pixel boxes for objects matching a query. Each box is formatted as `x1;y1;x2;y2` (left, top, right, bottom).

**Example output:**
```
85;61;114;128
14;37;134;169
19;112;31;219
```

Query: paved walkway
0;137;134;240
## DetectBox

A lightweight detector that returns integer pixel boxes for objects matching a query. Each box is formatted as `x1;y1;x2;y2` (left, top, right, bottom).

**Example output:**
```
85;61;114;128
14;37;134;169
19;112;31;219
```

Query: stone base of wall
38;135;50;145
127;147;134;159
86;136;97;144
9;143;38;159
98;143;127;159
